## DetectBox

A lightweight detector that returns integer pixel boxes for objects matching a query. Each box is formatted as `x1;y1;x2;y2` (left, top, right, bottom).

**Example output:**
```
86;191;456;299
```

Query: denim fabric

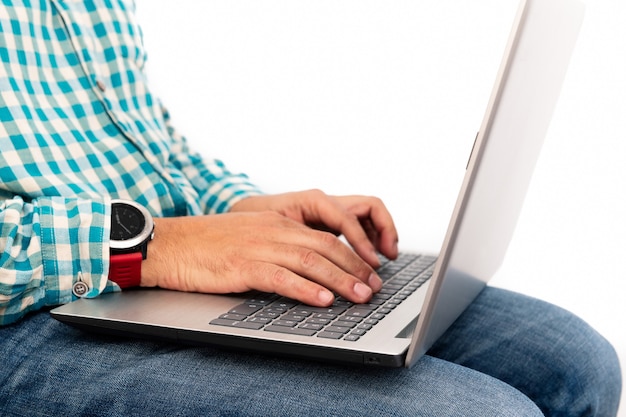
0;287;621;416
429;288;622;417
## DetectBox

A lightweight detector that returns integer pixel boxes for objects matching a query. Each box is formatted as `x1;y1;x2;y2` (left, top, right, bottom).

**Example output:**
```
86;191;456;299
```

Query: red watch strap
109;252;143;288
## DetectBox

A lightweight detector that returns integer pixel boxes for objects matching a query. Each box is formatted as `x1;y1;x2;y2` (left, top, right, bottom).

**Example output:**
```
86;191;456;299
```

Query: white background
136;0;625;412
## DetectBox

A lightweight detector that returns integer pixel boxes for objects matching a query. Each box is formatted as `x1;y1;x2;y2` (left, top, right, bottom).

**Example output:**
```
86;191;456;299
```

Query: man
0;1;621;415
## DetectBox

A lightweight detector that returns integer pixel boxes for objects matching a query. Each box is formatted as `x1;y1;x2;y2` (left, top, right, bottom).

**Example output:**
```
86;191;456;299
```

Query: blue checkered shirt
0;0;262;324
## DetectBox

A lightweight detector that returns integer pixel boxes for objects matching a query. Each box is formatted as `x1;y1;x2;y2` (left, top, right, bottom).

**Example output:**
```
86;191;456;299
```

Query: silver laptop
52;0;584;368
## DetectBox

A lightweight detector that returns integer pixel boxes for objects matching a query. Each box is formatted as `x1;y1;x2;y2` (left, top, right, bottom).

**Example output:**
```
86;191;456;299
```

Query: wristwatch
109;199;155;288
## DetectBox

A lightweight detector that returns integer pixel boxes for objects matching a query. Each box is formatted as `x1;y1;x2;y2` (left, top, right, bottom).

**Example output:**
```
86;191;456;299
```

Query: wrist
229;196;259;213
139;217;171;288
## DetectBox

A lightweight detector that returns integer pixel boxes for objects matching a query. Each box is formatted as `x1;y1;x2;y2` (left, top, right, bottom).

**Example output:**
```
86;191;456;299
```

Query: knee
535;308;622;417
433;288;622;416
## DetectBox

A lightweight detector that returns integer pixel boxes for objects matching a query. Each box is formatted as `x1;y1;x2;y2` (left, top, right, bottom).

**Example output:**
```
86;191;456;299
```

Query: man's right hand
139;211;383;307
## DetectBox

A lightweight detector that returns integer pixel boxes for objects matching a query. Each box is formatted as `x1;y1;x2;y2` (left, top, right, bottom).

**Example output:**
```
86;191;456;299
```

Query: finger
280;240;380;300
246;216;382;295
261;224;383;290
236;211;377;287
300;194;382;267
241;261;337;307
241;246;379;307
360;218;380;250
336;196;399;260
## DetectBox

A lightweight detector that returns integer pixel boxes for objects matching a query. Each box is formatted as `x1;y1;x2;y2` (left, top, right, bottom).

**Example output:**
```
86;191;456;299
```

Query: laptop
51;0;585;368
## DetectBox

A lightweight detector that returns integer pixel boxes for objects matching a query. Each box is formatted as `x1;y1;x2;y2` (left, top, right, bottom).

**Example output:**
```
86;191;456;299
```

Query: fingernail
368;273;383;292
354;282;372;300
318;290;334;305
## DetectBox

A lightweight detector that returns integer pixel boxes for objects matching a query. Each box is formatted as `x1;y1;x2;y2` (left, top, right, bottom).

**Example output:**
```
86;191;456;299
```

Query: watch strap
109;252;143;288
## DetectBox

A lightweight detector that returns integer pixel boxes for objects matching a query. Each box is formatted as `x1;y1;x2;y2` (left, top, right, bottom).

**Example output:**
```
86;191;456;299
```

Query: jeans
0;287;621;417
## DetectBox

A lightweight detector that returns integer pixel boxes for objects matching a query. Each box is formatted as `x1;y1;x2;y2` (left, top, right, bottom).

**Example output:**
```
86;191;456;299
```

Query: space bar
264;325;317;336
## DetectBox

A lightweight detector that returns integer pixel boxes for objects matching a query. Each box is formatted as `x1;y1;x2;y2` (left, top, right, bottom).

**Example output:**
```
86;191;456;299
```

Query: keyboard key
264;325;317;336
290;309;314;316
317;331;343;340
283;314;307;322
245;297;276;305
299;323;324;331
357;323;373;331
333;320;357;328
263;307;289;314
305;317;332;325
345;309;371;318
366;297;386;306
313;313;338;320
273;320;299;327
271;299;299;309
370;293;392;303
333;299;352;307
209;319;265;330
299;307;347;316
246;317;272;324
325;325;350;334
219;313;247;321
229;303;264;316
255;311;281;319
339;316;363;323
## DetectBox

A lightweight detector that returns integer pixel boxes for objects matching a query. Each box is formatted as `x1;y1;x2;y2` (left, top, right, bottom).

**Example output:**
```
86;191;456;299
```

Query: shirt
0;0;262;325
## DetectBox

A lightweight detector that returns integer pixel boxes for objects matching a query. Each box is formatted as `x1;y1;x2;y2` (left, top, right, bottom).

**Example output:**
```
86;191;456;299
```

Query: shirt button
96;79;106;92
72;281;89;297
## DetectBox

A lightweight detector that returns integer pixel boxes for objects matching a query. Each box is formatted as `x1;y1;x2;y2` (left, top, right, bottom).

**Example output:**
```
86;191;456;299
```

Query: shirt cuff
38;197;111;306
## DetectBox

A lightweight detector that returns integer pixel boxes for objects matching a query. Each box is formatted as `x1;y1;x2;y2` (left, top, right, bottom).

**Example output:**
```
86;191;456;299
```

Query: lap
0;287;620;417
428;287;622;417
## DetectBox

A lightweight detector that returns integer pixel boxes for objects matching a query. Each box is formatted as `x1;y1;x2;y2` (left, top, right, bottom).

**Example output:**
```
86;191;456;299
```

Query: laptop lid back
405;0;585;367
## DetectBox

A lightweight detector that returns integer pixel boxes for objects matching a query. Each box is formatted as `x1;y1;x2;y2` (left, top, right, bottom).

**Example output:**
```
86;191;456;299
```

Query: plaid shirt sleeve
0;195;109;325
0;0;262;324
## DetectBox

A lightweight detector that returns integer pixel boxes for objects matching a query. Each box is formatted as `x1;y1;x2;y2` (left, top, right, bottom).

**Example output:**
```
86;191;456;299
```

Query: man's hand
140;190;399;307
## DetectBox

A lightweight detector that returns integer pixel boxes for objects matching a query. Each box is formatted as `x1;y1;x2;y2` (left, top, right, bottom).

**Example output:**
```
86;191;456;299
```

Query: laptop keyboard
209;253;436;341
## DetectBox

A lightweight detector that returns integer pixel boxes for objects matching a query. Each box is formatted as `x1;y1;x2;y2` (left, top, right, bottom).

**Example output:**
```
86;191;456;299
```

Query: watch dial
111;203;145;241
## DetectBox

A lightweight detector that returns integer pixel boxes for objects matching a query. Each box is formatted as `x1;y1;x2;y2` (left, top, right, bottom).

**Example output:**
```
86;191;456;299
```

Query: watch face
111;202;146;241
